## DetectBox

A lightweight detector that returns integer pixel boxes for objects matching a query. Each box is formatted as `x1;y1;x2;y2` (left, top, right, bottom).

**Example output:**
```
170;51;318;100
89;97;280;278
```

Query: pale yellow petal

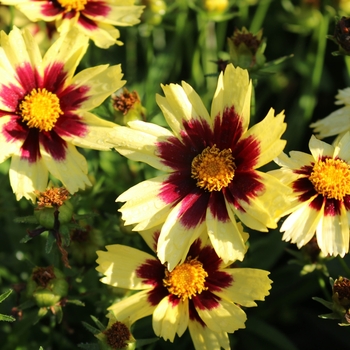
211;64;251;132
9;155;48;202
108;290;155;325
188;321;230;350
243;108;286;168
43;29;89;84
316;206;349;257
281;201;323;247
216;268;272;307
110;125;172;171
96;245;156;289
157;202;205;271
0;117;22;163
153;297;189;342
196;299;246;333
61;112;118;150
156;82;210;138
206;208;247;263
117;175;172;226
334;132;350;161
309;135;334;160
69;65;125;110
311;106;350;138
41;143;91;194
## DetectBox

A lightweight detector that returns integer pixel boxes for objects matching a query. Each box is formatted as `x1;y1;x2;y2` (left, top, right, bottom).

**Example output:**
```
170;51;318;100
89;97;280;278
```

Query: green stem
337;256;350;278
249;0;272;33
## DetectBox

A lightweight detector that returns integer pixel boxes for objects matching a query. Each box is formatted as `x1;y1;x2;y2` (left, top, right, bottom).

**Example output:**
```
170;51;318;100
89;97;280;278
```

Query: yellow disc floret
191;145;235;191
19;88;63;132
163;258;208;301
309;158;350;200
56;0;88;12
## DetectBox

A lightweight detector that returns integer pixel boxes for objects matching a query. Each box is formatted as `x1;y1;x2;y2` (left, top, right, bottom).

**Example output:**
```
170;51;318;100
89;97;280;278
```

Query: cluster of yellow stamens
56;0;88;12
19;88;63;132
191;145;235;191
163;258;208;301
309;158;350;200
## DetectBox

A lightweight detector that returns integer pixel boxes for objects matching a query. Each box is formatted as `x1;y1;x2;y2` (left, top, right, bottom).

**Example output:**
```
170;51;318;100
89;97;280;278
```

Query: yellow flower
2;0;144;48
110;63;289;270
311;87;350;138
96;228;272;350
270;133;350;257
0;27;125;201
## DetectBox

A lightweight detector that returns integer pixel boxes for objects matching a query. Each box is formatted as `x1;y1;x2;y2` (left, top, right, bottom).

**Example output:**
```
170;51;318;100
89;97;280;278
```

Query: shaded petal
157;201;205;270
233;172;291;230
68;64;125;110
41;142;91;194
309;135;334;160
96;245;156;290
335;132;350;161
196;298;246;333
84;4;144;26
0;116;22;163
281;201;324;247
188;321;230;350
311;105;350;138
43;29;89;86
61;111;118;150
211;64;251;133
153;297;189;342
117;175;172;226
216;268;272;307
110;124;172;171
316;205;349;257
206;206;247;263
108;290;156;326
9;154;48;201
243;108;286;168
156;82;211;138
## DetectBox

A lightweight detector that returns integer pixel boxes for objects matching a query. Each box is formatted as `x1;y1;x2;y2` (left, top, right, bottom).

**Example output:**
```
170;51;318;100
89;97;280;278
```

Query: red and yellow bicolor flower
110;64;290;270
1;0;144;48
0;27;125;201
270;133;350;257
96;228;272;350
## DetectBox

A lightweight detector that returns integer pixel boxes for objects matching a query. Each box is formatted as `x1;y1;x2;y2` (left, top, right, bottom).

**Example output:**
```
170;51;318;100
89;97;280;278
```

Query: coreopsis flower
311;87;350;138
0;27;125;202
111;63;289;270
1;0;144;49
270;132;350;257
96;230;272;350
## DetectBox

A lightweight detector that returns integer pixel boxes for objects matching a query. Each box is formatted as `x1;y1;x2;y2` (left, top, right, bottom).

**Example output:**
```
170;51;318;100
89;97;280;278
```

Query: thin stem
249;0;272;33
337;256;350;278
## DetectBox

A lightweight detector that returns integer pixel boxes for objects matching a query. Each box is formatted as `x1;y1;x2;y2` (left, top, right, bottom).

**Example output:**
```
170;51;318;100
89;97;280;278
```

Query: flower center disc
163;258;208;301
191;145;235;191
309;158;350;200
57;0;88;11
19;88;63;132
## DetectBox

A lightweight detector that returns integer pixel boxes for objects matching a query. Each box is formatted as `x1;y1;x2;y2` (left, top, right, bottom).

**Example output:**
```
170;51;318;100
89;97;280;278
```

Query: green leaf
90;315;106;331
0;314;16;322
66;299;85;306
135;338;159;347
82;321;101;335
0;289;12;303
312;297;334;310
14;216;39;224
45;231;56;254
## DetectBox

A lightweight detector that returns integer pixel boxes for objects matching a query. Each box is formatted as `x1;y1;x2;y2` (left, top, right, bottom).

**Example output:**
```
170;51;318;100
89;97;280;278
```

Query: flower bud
70;226;104;265
26;266;68;307
112;88;146;125
227;27;266;70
